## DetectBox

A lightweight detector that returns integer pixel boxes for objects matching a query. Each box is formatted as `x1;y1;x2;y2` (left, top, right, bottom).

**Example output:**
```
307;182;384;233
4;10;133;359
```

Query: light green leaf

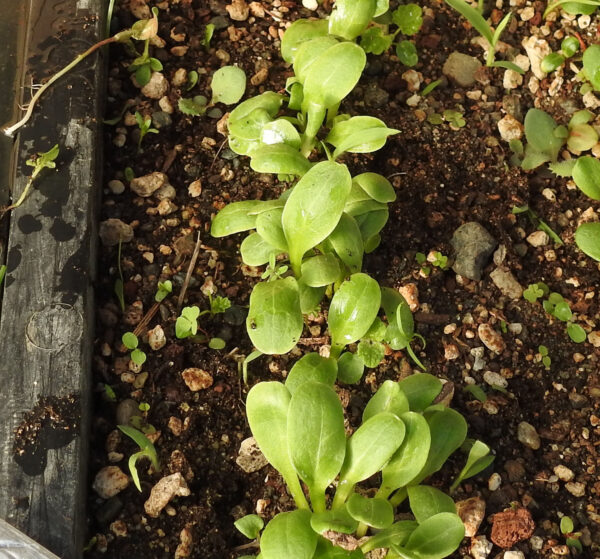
301;254;342;287
260;119;302;149
398;373;442;412
329;0;377;40
575;222;600;261
356;339;386;368
256;208;288;251
337;352;365;384
407;486;456;523
261;510;317;559
381;412;430;493
251;144;312;177
211;65;246;105
235;514;265;539
298;278;326;314
327;213;364;273
363;380;410;422
327;117;398;158
211;200;283;237
282;161;352;274
285;353;338;395
247;277;303;355
303;42;367;108
583;44;600;91
288;382;346;509
396;300;415;339
450;440;494;492
567;123;598;152
572;156;600;200
524;108;564;162
374;0;390;16
294;36;340;83
399;512;465;559
241;232;279;266
346;494;394;529
353;173;396;203
361;521;417;553
310;508;359;534
228;92;284;140
548;159;576;177
281;18;330;63
329;273;382;350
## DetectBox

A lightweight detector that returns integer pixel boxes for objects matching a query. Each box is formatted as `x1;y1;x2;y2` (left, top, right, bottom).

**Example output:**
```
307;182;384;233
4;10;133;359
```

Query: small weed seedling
512;205;563;245
128;9;163;86
135;111;158;151
175;306;200;339
544;0;599;18
560;516;583;554
155;280;172;302
540;36;580;73
538;345;551;369
523;284;587;343
202;23;215;51
236;372;493;558
444;0;524;73
122;332;147;366
117;424;159;492
0;144;59;220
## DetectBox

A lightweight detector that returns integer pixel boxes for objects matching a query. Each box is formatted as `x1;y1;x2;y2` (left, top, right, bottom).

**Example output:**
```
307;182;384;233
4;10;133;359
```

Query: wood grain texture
0;1;104;557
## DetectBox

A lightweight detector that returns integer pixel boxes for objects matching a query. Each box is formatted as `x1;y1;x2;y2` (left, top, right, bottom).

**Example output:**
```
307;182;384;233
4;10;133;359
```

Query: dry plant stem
177;232;202;310
133;301;161;337
3;35;118;137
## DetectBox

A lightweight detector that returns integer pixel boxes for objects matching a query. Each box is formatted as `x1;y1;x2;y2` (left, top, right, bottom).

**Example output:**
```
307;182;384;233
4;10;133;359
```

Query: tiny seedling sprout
122;332;147;365
117;424;160;491
135;111;158;151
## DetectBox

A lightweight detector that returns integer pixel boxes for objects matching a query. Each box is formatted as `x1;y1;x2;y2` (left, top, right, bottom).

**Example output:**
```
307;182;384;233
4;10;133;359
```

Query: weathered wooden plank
0;518;61;559
0;0;105;557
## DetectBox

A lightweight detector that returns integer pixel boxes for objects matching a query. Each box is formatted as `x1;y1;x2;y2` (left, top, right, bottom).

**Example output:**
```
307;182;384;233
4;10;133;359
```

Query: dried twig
177;231;202;310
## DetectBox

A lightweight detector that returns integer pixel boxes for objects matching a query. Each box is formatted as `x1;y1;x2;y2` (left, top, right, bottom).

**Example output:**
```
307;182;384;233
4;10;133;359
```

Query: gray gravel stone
443;52;482;87
517;421;541;450
451;222;497;280
99;218;133;246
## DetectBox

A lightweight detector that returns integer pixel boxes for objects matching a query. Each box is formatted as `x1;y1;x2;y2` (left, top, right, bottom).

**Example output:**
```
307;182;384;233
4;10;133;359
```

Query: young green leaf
362;380;410;422
303;42;367;109
298;278;327;314
122;332;139;349
572;156;600;200
327;213;364;273
361;521;418;553
329;273;381;352
329;0;377;40
285;353;338;394
567;322;587;343
583;44;600;91
247;277;303;355
211;199;283;237
396;512;465;559
281;18;329;63
294;36;340;83
261;510;318;559
326;117;399;158
353;173;396;203
256;208;288;251
288;382;346;511
356;339;386;368
250;144;312;177
575;223;600;261
346;494;394;529
522;109;564;169
444;0;493;44
407;486;456;523
561;516;575;535
360;27;394;55
282;161;352;274
450;440;494;492
260;119;302;149
246;382;309;509
380;411;431;495
398;373;442;412
228;92;284;140
240;233;279;266
392;4;423;35
211;65;246;105
337;352;365;384
335;413;406;505
300;254;343;287
235;514;265;539
396;40;418;67
310;508;359;535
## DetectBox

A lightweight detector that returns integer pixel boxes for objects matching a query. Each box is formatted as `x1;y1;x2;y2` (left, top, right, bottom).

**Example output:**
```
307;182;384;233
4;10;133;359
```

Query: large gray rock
443;52;482;87
451;222;497;280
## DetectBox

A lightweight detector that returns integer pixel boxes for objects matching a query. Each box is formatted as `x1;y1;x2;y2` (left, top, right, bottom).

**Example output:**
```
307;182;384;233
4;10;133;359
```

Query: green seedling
416;252;431;276
175;306;200;339
238;372;492;558
155;280;172;303
124;166;135;182
443;110;466;129
128;8;163;87
540;36;580;73
207;294;231;316
538;345;551;369
544;0;599;17
202;23;215;50
519;109;566;170
211;65;246;105
566;111;598;153
178;95;208;116
135;111;158;151
464;384;487;402
4;10;162;136
103;384;117;402
560;516;583;554
512;205;563;245
186;70;199;91
583;44;600;91
117;424;160;492
0;144;59;219
0;265;6;288
575;222;600;261
122;332;147;366
572;156;600;200
421;79;442;96
449;440;494;493
523;281;550;303
444;0;524;73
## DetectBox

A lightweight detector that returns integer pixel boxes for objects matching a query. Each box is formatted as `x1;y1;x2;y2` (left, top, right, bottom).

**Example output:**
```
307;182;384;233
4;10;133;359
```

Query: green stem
331;479;354;509
485;41;496;67
4;34;122;137
329;344;343;360
283;472;311;510
356;521;369;538
309;487;326;514
388;487;407;508
326;102;340;128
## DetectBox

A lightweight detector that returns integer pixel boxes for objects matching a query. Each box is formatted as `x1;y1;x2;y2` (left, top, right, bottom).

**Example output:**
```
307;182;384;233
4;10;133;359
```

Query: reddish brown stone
490;507;535;548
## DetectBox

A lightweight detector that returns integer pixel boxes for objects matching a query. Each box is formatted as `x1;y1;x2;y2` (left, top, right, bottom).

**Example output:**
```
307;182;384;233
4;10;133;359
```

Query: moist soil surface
87;1;600;558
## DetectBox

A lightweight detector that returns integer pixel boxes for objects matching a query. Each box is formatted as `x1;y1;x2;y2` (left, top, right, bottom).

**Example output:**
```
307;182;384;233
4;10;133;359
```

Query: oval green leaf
337;352;365;384
228;92;284;140
401;512;465;559
327;213;364;273
281;18;329;63
256;208;288;251
353;173;396;203
251;144;312;177
240;232;279;266
346;494;394;529
261;510;318;559
329;0;377;40
211;200;283;237
575;223;600;261
211;65;246;105
407;486;456;524
398;373;442;412
285;353;338;395
247;277;303;354
363;380;410;422
310;507;359;535
572;156;600;200
301;253;342;287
